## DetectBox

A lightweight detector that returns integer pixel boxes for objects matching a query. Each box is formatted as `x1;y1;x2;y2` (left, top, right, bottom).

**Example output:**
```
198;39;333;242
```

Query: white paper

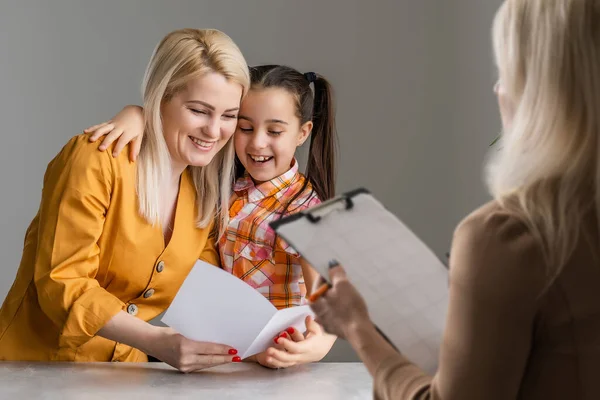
275;192;449;373
162;260;315;359
245;306;313;357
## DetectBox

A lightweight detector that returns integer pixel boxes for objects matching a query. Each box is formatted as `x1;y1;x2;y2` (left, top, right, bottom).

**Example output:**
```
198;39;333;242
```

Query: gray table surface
0;361;373;400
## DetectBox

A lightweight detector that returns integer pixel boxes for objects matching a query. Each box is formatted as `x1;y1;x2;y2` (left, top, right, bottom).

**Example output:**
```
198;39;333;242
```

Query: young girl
85;64;338;369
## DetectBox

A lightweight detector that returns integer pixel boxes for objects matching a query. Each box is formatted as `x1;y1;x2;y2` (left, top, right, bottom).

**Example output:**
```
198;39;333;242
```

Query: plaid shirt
218;160;321;309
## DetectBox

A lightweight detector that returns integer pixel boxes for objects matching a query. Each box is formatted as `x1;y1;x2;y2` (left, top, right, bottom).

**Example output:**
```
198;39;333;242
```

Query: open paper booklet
270;188;449;374
162;260;314;359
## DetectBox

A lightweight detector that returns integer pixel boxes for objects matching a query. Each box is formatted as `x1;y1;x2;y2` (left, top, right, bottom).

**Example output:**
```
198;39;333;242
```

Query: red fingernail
286;327;294;335
229;349;238;355
280;332;287;338
232;356;241;362
274;337;279;344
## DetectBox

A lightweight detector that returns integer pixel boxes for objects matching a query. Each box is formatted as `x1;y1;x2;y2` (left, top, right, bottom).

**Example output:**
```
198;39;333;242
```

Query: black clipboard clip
270;187;371;230
306;189;360;223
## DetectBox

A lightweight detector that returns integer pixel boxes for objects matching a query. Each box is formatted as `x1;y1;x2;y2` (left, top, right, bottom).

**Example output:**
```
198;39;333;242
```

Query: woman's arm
34;135;126;348
98;311;237;372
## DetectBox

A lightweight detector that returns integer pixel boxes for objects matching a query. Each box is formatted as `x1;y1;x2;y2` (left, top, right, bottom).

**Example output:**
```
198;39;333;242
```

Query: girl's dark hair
235;65;338;215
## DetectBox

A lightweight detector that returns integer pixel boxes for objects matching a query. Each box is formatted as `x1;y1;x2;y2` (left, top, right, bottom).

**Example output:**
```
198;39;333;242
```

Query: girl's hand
85;105;144;162
252;316;336;369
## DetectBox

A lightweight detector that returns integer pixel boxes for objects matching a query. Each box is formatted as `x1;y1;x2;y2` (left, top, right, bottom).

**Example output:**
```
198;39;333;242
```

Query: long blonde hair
138;28;249;237
487;0;600;280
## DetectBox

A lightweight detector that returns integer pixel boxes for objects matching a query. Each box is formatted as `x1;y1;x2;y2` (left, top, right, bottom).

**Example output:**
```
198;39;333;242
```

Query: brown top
374;201;600;400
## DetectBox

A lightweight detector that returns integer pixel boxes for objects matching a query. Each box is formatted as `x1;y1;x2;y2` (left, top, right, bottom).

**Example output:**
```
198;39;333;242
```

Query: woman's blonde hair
487;0;600;280
138;28;249;238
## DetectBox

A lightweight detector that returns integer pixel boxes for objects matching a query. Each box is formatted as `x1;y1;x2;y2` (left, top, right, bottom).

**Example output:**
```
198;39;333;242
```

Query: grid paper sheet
274;192;449;373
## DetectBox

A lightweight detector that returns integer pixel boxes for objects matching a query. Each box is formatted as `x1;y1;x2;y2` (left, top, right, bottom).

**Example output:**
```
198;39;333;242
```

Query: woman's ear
298;121;313;147
494;79;514;132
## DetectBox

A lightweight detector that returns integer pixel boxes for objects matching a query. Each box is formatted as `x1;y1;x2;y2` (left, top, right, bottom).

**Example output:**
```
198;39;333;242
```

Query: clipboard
270;188;448;373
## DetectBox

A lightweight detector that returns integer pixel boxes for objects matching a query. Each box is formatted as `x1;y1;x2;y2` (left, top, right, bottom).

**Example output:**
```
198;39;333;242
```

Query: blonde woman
311;1;600;398
0;28;250;373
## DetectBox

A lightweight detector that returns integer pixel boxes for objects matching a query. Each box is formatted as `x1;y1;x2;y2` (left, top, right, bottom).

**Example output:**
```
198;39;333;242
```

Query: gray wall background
0;0;501;361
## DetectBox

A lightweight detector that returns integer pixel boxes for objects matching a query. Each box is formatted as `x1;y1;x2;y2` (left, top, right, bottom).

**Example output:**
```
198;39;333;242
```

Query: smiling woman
156;71;243;245
161;73;242;171
0;28;250;373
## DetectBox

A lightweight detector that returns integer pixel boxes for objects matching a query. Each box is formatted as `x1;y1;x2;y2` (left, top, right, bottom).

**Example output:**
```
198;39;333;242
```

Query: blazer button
143;289;155;299
156;261;165;273
127;304;138;316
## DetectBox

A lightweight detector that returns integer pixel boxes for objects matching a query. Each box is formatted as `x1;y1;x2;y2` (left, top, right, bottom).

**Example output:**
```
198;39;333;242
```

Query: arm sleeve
33;135;125;349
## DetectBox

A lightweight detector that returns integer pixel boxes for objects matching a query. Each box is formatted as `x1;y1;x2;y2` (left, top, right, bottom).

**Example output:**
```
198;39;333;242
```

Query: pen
308;259;339;302
308;283;330;302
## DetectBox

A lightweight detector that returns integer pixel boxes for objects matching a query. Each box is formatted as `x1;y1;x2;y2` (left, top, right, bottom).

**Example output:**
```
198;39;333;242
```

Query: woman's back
518;206;600;399
374;201;600;399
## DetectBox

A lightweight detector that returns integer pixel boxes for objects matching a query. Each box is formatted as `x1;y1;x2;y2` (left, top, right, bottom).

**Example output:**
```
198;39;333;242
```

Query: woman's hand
148;327;241;373
98;312;239;373
85;105;145;161
309;265;370;340
251;316;336;369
